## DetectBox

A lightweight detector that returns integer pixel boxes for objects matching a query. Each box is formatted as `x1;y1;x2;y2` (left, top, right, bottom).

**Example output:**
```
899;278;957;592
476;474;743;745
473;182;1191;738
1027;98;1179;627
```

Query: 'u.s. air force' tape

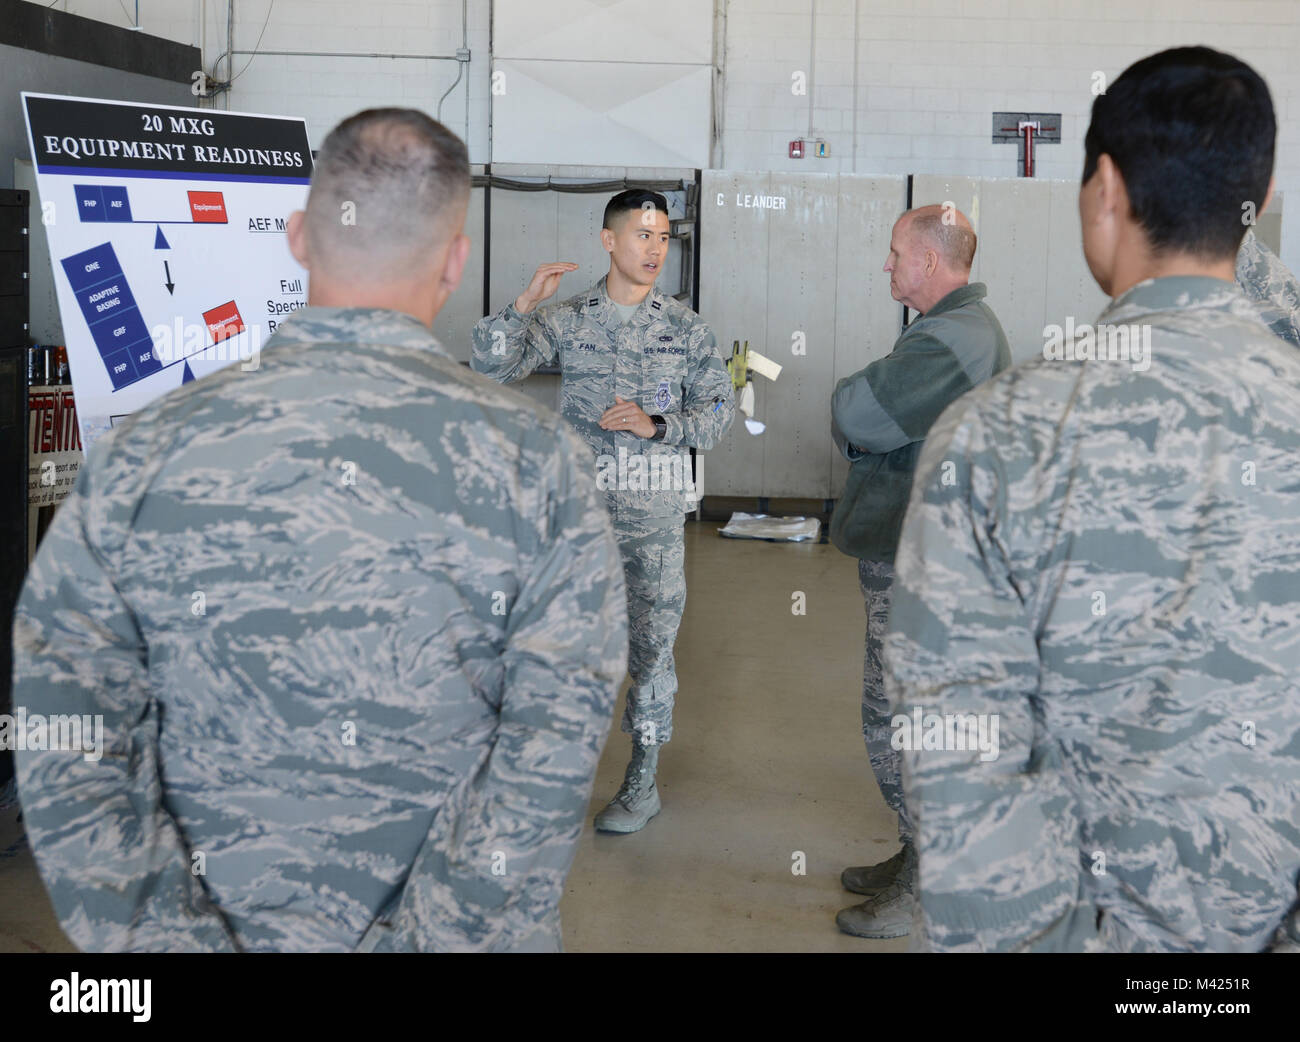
746;350;782;381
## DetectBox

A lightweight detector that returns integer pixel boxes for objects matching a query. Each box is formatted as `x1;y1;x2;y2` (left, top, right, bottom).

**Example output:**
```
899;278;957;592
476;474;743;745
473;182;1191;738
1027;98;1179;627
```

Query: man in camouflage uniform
11;109;628;952
884;47;1300;951
1236;228;1300;346
472;190;734;833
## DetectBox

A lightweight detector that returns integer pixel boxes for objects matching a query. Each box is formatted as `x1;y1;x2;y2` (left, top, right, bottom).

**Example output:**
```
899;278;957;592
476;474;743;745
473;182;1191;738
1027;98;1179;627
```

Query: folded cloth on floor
718;512;820;542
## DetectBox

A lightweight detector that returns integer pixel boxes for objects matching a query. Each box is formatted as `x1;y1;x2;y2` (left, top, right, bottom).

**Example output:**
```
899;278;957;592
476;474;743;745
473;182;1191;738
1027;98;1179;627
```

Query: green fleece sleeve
831;331;975;454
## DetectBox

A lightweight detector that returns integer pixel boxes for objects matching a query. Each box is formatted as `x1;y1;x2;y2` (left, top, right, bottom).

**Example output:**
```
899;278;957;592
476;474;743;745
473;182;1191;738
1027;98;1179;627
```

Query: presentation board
22;93;312;448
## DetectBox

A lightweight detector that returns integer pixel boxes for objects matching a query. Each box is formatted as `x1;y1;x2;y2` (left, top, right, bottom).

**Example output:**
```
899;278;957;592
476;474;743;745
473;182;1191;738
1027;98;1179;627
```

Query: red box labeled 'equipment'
203;300;244;343
188;191;228;223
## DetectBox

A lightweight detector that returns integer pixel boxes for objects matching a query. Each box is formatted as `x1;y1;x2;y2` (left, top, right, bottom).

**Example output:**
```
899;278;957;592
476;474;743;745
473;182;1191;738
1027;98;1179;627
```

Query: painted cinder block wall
717;0;1299;270
45;0;1299;270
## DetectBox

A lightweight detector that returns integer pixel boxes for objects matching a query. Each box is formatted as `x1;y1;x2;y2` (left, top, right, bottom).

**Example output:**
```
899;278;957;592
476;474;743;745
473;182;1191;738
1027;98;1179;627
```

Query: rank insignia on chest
588;298;600;306
650;300;662;311
655;379;672;410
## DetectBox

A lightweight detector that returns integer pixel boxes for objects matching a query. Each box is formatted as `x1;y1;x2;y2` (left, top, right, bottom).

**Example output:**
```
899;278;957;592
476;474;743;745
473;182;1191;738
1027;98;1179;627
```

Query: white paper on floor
744;417;765;435
718;512;821;542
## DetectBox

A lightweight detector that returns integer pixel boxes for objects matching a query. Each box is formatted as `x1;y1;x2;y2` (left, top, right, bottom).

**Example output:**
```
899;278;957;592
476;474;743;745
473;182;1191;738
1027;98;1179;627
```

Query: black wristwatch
649;414;667;441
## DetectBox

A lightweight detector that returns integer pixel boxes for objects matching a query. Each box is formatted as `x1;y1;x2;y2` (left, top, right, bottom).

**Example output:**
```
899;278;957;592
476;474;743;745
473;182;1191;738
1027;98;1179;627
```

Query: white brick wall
48;0;489;161
717;0;1300;269
44;0;1300;267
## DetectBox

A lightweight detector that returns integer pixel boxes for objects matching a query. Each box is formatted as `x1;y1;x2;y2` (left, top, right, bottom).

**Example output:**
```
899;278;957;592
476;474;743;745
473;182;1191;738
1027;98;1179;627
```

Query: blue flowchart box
87;293;149;346
61;241;121;292
100;186;132;222
74;184;105;222
127;338;162;379
60;241;158;390
75;184;134;223
100;347;136;388
74;271;139;331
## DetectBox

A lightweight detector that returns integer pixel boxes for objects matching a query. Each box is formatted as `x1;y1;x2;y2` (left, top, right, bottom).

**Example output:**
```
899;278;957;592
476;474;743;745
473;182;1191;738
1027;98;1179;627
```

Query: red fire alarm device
789;139;804;159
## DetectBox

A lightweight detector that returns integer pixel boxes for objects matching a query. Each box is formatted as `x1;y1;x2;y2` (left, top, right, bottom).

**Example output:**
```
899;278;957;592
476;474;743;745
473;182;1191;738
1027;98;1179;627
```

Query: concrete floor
564;519;905;952
0;785;74;952
0;519;905;953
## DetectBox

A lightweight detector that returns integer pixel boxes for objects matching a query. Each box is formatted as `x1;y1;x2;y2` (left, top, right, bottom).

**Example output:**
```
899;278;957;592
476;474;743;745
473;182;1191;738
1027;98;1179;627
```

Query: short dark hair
305;108;469;277
603;189;670;230
1082;47;1275;260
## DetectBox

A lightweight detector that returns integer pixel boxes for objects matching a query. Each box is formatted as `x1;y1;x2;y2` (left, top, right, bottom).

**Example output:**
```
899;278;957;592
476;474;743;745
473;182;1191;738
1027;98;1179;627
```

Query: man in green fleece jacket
828;204;1011;939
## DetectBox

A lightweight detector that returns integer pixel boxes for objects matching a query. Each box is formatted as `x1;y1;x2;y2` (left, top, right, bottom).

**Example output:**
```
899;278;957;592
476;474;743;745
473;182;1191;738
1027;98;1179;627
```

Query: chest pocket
641;331;688;414
562;333;614;381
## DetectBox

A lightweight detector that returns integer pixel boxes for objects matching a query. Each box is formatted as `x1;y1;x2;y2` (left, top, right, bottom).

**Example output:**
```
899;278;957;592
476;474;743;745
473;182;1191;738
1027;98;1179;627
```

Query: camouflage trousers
613;515;687;746
859;558;914;844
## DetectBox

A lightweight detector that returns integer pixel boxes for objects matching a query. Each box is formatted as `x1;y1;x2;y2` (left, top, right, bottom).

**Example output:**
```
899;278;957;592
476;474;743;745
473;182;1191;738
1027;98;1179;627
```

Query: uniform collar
582;275;668;329
1101;275;1249;325
269;306;453;359
922;282;987;319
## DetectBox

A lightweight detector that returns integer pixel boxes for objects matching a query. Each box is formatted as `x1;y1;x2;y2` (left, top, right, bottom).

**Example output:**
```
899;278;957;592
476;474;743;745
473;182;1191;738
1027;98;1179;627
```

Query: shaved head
303;108;469;281
884;203;977;314
900;204;977;273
